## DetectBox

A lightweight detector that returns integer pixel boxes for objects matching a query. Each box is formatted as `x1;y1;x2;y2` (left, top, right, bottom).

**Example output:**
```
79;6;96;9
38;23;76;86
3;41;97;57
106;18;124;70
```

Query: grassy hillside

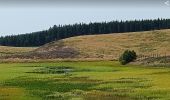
2;29;170;62
33;29;170;60
0;46;37;56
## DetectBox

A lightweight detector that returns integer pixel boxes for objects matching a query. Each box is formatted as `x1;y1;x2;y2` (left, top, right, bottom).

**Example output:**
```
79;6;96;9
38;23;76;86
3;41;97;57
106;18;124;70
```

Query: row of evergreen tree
0;18;170;47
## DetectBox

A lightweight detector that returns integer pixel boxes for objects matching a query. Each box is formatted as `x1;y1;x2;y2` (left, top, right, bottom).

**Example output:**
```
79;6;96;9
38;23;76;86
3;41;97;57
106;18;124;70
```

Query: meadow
0;61;170;100
0;46;36;57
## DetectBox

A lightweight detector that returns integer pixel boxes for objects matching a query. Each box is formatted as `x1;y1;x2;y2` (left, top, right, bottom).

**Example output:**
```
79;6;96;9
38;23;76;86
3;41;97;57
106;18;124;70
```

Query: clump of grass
28;66;74;74
84;90;131;100
45;90;86;100
91;77;152;99
45;92;72;100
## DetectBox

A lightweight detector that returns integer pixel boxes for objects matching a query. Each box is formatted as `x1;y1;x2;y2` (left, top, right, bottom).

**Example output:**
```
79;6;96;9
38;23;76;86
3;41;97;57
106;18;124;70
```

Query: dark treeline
0;18;170;47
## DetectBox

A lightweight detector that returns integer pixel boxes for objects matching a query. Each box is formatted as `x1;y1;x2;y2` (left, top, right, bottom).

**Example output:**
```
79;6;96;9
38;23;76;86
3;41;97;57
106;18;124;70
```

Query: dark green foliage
119;50;137;65
0;18;170;47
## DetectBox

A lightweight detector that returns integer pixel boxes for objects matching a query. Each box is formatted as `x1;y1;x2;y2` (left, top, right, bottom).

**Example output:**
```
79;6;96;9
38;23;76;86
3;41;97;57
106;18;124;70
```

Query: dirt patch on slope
1;41;79;59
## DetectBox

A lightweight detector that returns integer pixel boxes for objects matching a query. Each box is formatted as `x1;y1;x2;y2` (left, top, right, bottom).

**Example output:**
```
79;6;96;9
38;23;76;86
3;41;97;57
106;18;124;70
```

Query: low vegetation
0;61;170;100
138;56;170;66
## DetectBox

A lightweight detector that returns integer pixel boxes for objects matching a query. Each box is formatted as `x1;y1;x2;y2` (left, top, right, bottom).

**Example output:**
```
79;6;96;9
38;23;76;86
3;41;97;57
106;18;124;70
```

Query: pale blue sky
0;0;170;36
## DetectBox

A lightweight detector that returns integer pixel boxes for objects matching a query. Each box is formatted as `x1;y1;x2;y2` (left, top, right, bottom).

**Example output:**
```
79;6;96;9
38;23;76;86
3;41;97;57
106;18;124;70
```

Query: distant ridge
0;18;170;47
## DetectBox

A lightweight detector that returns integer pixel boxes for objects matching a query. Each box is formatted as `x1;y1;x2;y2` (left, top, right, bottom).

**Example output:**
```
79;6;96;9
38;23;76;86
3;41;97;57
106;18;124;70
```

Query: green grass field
0;61;170;100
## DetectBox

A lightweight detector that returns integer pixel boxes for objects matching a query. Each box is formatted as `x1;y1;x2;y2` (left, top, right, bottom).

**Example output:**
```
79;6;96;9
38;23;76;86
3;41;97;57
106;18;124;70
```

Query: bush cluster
119;50;137;65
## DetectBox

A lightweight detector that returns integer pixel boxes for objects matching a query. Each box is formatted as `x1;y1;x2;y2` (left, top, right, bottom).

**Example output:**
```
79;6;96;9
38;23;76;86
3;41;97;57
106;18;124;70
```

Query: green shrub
119;50;137;65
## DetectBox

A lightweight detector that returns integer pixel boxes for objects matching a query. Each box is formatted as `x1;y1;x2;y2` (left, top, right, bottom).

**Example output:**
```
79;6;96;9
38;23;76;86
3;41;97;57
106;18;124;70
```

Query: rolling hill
1;29;170;61
13;29;170;60
1;18;170;47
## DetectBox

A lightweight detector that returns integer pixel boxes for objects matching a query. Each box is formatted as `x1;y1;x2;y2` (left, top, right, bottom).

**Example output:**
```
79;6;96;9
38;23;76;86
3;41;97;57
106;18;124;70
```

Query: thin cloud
0;0;165;7
164;0;170;6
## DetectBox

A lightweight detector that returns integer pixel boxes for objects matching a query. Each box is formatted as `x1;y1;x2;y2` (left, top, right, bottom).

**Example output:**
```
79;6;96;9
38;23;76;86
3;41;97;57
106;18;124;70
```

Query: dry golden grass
38;29;170;60
0;46;37;56
3;29;169;61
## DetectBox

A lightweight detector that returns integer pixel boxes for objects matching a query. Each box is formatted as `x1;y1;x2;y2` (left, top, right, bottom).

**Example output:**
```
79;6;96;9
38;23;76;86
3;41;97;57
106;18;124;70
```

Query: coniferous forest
0;18;170;47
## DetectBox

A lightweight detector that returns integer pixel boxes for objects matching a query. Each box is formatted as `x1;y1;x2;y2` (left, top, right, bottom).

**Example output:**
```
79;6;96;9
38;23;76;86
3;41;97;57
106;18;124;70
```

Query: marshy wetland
0;61;170;100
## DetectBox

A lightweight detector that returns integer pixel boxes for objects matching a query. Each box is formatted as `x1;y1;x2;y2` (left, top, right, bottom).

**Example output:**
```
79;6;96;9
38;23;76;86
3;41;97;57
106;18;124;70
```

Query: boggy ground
0;61;170;100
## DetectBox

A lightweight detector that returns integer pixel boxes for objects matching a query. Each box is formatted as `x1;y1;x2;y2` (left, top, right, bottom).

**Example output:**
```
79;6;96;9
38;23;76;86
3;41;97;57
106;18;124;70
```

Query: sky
0;0;170;36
